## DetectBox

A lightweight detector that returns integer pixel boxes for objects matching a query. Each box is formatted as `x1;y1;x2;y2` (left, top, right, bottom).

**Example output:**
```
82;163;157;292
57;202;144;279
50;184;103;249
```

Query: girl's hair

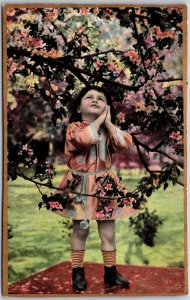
69;85;116;124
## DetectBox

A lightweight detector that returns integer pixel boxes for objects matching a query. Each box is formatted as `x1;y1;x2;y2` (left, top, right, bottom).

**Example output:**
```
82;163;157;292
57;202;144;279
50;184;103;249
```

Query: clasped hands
97;105;112;128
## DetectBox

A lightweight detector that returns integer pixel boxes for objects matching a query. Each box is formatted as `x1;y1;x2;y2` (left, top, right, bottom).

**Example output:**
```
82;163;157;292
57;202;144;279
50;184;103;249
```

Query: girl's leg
97;220;116;266
97;219;116;251
97;219;130;288
70;220;89;291
71;220;89;250
71;220;89;267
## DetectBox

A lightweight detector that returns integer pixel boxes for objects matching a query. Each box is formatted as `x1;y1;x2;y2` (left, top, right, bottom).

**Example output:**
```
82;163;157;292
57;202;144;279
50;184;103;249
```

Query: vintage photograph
3;3;187;296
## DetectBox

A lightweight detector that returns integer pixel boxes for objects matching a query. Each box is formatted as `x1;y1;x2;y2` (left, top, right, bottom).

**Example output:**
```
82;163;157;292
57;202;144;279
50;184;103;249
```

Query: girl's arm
65;106;109;153
105;107;133;153
65;122;102;152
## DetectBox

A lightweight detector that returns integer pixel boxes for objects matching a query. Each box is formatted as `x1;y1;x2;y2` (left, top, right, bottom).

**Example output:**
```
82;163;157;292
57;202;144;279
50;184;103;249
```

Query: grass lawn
7;166;185;284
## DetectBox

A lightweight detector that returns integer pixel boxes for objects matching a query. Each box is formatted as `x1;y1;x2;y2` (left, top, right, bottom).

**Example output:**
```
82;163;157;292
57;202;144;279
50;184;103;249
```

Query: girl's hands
96;105;109;125
91;105;112;132
104;106;111;127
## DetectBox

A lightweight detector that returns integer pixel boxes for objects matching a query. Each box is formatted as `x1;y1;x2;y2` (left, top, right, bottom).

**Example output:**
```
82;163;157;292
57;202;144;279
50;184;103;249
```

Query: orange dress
51;121;138;225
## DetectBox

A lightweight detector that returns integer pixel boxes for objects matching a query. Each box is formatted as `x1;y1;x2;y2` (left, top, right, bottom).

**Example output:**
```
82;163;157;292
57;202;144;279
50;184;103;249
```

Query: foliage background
6;5;185;284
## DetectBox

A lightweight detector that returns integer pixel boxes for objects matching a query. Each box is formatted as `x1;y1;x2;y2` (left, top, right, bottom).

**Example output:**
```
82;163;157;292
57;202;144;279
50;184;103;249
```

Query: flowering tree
7;6;184;245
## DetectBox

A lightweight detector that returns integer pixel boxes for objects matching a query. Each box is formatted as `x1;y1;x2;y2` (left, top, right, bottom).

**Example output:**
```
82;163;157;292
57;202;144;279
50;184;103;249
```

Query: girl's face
78;89;107;121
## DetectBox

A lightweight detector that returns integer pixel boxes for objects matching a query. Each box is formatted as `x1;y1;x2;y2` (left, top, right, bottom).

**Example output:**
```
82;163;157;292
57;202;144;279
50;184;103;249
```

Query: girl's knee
101;231;115;244
97;220;115;243
73;220;90;239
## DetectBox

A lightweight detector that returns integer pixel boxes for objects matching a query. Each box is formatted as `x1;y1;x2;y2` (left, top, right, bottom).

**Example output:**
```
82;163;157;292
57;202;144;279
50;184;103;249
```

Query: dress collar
82;120;93;124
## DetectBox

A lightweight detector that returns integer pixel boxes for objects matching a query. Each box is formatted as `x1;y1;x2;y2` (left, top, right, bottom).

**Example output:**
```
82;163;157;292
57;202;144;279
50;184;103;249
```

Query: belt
68;167;111;175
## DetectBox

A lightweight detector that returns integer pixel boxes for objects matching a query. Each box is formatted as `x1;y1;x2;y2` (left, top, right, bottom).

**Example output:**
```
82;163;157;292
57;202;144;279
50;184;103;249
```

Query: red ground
8;261;186;296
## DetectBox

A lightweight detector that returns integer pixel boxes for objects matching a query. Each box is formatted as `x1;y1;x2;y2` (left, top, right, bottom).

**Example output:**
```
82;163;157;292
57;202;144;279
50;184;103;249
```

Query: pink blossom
105;205;112;212
79;35;86;46
62;117;69;124
80;8;89;14
78;27;86;34
117;112;125;123
107;62;120;74
151;53;158;62
115;71;128;84
93;8;99;13
129;197;135;202
7;9;16;16
146;105;152;114
135;102;145;112
170;131;180;140
49;201;62;209
153;178;159;187
100;190;106;197
123;197;134;205
18;150;23;155
177;23;183;31
46;168;54;175
148;89;155;97
124;96;130;105
96;211;104;218
144;34;155;47
123;50;140;62
144;59;150;67
105;183;112;191
23;144;28;151
20;30;29;37
93;59;103;70
123;199;130;205
45;10;58;21
176;83;183;91
154;26;177;39
24;37;45;49
55;101;61;109
138;76;145;83
164;93;173;100
28;148;34;156
7;63;18;78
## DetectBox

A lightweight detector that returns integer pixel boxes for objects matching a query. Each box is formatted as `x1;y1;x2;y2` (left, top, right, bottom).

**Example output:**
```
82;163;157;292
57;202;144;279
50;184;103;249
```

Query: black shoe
72;267;87;291
104;266;130;288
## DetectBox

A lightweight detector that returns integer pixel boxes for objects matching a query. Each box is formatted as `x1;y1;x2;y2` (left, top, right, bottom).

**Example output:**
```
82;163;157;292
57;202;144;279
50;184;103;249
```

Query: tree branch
40;64;59;107
133;135;183;168
38;8;68;44
134;12;183;32
133;135;156;174
71;49;123;59
132;137;183;186
15;167;133;200
7;47;143;91
131;9;150;81
156;78;183;82
36;183;43;195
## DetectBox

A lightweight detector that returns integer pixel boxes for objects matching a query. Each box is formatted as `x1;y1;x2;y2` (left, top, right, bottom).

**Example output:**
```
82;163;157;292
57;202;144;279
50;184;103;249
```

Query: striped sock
101;250;116;267
71;250;85;268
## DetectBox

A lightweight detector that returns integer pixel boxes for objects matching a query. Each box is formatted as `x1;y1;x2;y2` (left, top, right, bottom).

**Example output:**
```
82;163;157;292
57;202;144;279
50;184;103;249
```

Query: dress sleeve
65;122;103;153
109;126;133;153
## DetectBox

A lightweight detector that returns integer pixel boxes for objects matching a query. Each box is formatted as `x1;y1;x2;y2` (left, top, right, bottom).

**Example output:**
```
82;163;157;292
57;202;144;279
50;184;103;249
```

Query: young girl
52;86;137;291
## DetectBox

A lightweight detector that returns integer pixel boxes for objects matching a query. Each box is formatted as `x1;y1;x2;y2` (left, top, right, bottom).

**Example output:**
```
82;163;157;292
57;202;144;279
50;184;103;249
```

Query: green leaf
162;162;170;169
38;202;43;210
176;168;181;176
171;177;177;186
146;187;153;197
163;182;168;190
